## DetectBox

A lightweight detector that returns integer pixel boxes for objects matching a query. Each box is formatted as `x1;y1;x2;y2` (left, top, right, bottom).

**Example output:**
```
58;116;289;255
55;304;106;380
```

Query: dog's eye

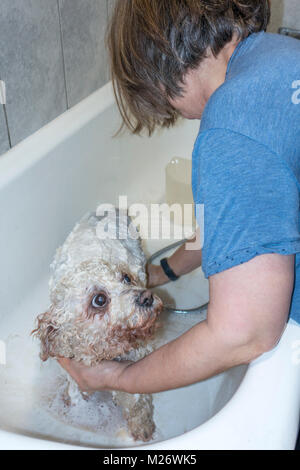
122;274;132;284
91;293;107;308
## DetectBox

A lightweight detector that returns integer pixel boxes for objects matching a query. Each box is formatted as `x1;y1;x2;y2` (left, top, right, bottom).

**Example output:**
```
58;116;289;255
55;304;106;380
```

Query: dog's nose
137;290;154;308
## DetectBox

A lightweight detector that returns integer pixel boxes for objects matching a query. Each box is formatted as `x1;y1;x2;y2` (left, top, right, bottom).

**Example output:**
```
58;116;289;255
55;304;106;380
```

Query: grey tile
0;0;67;147
283;0;300;30
59;0;109;108
268;0;284;33
0;105;10;156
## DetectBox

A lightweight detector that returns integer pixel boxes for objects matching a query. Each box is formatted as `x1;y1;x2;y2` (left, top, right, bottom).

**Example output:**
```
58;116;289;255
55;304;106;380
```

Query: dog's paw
113;391;155;442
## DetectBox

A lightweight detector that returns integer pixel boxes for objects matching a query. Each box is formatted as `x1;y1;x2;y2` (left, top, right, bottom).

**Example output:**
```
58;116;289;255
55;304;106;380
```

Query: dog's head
33;258;162;365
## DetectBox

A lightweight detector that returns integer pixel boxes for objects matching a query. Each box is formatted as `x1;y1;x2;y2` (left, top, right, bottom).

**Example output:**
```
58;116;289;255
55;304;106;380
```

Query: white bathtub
0;83;299;450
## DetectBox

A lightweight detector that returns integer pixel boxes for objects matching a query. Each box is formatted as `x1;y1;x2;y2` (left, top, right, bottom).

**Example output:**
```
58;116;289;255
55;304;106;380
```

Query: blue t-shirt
192;32;300;324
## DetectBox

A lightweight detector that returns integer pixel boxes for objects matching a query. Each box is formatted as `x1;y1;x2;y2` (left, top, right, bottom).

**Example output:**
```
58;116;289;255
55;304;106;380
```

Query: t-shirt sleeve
192;128;300;278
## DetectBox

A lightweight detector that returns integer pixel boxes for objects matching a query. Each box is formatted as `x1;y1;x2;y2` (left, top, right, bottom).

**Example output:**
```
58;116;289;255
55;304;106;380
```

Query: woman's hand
57;357;131;393
146;263;169;288
146;231;203;288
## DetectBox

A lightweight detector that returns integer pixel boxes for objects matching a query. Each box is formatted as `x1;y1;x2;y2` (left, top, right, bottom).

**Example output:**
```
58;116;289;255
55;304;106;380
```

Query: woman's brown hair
107;0;270;135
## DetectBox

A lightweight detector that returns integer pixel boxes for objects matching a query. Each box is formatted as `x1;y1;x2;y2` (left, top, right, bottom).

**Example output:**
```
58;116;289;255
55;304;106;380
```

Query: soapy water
0;334;143;447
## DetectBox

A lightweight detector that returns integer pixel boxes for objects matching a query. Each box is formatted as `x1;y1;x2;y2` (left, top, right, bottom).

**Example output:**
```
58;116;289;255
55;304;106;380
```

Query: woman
59;0;300;394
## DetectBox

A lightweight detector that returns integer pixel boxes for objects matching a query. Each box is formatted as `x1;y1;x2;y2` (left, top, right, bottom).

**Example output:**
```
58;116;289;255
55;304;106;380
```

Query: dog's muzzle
124;289;162;333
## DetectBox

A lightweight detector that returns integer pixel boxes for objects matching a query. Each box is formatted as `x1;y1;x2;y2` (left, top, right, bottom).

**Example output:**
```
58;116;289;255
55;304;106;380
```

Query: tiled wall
0;0;116;156
0;0;299;157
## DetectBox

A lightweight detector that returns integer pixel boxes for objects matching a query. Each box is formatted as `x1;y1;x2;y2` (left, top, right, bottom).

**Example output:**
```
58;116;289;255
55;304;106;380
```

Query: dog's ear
31;311;59;362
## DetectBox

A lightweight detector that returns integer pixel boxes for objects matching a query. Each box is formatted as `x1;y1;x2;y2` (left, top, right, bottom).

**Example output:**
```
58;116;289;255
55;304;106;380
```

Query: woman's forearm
115;318;257;395
147;231;203;287
168;234;202;277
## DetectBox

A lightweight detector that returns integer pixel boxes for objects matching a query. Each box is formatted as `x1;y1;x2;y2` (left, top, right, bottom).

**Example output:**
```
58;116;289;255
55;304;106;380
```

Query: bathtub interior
0;96;247;448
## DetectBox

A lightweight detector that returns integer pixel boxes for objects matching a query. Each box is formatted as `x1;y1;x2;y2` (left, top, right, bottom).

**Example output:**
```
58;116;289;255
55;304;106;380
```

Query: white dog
33;208;163;441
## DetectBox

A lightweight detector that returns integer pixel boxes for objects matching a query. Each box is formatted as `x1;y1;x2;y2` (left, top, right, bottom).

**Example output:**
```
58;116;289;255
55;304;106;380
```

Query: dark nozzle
137;290;154;308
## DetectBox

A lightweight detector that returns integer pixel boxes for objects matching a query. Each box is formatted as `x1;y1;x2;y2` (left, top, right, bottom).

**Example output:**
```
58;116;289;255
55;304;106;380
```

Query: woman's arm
147;230;203;287
58;253;294;394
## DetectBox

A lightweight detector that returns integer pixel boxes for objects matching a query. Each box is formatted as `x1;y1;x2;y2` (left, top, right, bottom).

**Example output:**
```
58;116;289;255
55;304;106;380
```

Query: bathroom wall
268;0;300;32
0;0;116;156
0;0;299;157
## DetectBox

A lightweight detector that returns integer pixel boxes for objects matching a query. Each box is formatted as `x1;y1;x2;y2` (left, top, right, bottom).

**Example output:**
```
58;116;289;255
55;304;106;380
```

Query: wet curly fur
33;209;163;442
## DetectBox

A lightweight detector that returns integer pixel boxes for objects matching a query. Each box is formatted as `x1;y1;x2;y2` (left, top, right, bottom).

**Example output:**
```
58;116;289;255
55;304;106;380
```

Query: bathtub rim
0;82;115;191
